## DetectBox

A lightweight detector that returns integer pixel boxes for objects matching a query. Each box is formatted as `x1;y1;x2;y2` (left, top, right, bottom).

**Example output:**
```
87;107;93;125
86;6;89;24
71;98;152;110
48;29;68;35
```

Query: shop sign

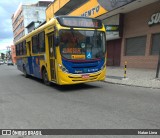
81;5;100;17
105;25;119;32
103;14;123;40
148;12;160;26
104;25;121;40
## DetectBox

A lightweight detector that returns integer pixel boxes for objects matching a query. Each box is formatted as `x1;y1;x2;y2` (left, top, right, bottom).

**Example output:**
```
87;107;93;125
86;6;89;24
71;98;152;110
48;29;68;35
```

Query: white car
0;60;4;65
7;60;14;66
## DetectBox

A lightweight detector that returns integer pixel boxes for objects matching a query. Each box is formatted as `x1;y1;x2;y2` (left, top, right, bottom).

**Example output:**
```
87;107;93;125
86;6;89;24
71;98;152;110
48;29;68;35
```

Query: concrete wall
23;5;46;35
12;3;49;42
46;0;70;22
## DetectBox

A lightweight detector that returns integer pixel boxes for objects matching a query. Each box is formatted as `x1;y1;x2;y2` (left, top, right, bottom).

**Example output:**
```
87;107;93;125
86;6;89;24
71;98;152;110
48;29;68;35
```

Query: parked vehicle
7;60;14;66
0;60;4;65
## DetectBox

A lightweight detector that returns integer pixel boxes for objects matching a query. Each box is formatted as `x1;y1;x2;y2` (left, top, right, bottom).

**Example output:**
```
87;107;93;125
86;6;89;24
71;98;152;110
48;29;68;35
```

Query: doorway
107;39;121;66
48;33;56;81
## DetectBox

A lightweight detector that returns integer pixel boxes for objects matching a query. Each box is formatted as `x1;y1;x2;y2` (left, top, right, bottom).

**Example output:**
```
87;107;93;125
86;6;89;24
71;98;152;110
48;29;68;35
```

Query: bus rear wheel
42;69;51;86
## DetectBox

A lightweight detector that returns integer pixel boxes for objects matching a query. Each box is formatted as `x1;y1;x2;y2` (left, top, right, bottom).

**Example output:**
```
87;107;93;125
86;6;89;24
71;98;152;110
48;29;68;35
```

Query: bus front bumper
57;67;106;85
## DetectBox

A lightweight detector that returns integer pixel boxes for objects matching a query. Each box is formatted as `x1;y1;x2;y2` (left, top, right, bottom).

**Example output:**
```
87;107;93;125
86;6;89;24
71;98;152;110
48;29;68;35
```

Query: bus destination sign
58;17;102;28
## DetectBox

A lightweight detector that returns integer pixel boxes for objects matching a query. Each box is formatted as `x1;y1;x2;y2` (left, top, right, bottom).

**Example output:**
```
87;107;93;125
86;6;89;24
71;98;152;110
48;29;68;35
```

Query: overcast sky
0;0;52;50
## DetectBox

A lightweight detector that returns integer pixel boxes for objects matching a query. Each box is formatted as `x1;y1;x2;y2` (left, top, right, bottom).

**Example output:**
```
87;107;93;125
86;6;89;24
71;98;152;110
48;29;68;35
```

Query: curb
103;80;160;89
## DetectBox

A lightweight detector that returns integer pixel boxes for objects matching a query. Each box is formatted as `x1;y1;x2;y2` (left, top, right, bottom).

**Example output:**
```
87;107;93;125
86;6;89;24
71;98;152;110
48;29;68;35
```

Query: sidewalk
105;67;160;89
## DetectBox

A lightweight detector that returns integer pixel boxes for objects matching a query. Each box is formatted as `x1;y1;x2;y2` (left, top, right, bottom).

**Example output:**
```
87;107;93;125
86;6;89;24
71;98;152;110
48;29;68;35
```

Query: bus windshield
59;30;106;60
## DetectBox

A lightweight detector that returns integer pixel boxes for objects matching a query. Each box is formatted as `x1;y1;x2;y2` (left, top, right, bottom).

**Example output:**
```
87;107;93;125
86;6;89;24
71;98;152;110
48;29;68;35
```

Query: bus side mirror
54;37;60;47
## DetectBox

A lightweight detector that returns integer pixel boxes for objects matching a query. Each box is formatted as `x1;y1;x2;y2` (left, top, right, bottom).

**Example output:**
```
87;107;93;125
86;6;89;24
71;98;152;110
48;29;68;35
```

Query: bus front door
48;33;56;81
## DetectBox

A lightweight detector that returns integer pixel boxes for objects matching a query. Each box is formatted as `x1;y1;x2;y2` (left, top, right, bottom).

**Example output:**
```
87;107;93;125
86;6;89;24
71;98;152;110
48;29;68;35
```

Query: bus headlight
58;64;69;73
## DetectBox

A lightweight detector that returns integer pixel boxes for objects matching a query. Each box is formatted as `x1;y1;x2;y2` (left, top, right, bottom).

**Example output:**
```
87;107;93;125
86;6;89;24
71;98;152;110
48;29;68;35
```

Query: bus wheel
42;69;51;86
23;67;29;78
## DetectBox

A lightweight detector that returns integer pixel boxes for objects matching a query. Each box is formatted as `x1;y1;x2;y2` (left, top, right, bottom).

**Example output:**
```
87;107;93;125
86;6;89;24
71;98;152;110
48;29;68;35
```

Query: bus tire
23;66;29;78
42;69;51;86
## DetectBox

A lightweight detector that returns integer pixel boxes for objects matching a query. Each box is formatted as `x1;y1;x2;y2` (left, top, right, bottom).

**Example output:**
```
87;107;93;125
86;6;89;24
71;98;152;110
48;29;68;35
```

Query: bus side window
32;35;38;53
23;41;27;55
20;43;23;55
16;44;19;56
39;31;45;53
27;41;31;56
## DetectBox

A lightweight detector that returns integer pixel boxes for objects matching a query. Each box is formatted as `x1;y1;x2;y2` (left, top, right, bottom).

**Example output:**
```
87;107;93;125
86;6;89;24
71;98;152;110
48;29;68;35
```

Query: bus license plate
82;74;89;79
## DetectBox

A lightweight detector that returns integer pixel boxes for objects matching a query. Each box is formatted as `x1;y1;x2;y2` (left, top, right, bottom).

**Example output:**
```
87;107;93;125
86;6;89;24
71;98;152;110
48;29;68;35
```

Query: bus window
16;44;20;56
32;35;38;53
23;41;27;55
39;32;45;53
27;41;31;56
20;43;23;55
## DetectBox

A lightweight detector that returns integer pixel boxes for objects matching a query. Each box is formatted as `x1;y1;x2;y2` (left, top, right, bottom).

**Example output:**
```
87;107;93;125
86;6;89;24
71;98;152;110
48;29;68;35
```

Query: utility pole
156;45;160;78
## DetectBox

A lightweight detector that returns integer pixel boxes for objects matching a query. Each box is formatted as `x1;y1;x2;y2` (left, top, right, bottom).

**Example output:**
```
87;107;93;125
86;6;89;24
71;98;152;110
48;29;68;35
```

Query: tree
1;53;5;60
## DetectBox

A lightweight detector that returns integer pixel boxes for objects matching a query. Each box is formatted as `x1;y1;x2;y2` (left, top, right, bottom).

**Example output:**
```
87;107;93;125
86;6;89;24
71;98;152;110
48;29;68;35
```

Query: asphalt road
0;65;160;137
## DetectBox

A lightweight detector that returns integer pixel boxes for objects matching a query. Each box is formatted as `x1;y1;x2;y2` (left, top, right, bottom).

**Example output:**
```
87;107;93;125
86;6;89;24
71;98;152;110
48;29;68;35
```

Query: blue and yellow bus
15;16;106;85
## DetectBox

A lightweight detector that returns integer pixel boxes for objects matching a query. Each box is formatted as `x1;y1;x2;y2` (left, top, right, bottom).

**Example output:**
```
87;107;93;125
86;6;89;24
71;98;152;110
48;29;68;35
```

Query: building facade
11;45;16;64
11;1;51;43
121;2;160;69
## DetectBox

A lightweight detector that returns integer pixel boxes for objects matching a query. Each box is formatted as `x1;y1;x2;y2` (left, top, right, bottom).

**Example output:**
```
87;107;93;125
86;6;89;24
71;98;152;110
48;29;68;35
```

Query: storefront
121;1;160;69
103;14;123;66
